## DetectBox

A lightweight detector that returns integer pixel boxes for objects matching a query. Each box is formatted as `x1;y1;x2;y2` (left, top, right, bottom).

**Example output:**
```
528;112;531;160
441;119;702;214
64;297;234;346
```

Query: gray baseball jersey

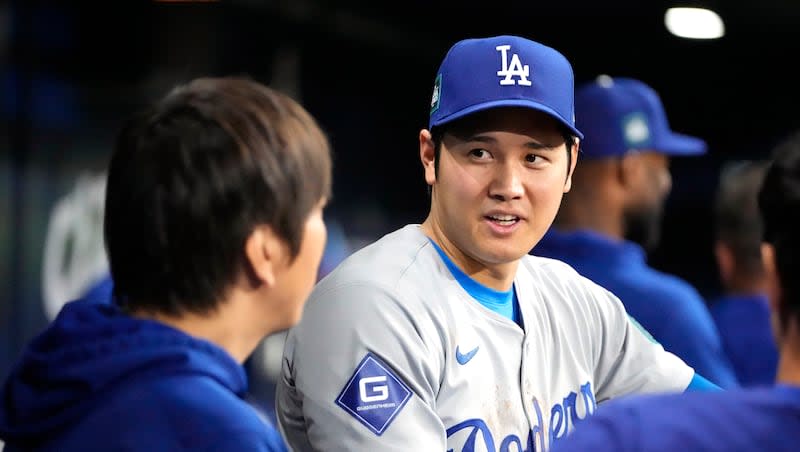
277;225;693;451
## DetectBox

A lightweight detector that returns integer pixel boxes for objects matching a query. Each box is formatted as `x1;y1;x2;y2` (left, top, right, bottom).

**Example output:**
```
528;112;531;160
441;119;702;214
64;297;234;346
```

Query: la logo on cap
496;45;531;86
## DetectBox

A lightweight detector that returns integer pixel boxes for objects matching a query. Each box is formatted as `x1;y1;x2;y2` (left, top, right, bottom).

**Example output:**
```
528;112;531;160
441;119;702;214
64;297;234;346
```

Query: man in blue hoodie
532;75;738;388
0;76;333;451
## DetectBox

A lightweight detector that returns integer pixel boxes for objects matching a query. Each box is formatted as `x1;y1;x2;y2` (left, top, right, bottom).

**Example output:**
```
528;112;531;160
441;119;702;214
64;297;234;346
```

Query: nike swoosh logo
455;345;479;365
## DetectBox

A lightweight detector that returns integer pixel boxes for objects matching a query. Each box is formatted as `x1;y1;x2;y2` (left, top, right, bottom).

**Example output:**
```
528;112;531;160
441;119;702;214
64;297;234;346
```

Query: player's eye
469;149;492;160
525;154;541;163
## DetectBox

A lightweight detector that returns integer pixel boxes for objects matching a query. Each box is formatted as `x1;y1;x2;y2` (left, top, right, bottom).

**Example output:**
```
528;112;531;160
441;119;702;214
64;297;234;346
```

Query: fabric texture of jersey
710;293;778;387
277;225;693;451
0;300;286;452
549;384;800;452
533;228;738;388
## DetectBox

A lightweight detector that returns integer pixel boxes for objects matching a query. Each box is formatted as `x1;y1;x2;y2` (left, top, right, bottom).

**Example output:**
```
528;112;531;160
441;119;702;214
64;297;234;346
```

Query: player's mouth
485;214;520;226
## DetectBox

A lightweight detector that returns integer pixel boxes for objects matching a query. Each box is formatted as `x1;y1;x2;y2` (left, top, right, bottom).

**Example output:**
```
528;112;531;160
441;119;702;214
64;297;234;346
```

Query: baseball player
277;35;709;452
549;130;800;452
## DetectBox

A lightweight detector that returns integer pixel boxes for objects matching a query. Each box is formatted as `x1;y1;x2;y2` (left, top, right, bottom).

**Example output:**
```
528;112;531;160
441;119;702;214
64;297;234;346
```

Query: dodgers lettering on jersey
277;225;694;451
445;383;597;451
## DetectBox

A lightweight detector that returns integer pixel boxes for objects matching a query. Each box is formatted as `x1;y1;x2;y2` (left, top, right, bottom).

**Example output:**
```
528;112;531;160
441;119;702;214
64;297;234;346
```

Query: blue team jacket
550;385;800;452
710;293;778;387
0;300;286;451
533;229;738;388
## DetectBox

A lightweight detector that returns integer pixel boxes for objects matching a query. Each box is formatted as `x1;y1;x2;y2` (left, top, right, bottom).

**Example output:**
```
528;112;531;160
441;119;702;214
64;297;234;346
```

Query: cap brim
430;99;584;140
655;132;707;156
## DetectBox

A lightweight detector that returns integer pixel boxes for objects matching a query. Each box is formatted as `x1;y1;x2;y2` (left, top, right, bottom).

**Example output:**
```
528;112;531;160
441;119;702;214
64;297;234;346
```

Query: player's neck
421;220;518;291
776;321;800;386
722;272;767;296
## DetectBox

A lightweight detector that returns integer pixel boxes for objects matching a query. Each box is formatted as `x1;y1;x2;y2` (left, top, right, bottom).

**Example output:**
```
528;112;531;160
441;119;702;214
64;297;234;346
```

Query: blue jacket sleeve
654;285;739;389
549;402;636;452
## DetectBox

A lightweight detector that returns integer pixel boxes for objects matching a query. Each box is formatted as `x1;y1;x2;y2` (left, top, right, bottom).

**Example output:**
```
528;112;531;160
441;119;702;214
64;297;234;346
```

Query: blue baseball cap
428;35;583;139
575;75;707;158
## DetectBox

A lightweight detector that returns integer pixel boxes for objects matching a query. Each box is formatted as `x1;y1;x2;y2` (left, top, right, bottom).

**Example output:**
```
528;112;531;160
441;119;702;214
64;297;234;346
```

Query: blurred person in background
710;160;777;386
550;129;800;452
0;76;332;451
532;75;738;388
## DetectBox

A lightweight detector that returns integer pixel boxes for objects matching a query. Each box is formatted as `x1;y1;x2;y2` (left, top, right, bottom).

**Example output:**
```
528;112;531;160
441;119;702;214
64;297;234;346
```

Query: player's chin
479;244;531;265
483;234;539;260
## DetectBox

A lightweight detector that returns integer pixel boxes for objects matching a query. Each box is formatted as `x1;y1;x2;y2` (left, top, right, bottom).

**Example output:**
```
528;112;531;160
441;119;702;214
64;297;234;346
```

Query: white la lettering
496;45;532;86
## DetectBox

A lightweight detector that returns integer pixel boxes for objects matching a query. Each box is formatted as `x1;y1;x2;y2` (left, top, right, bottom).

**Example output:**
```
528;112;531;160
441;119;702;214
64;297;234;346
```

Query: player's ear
564;138;579;193
714;241;734;286
420;129;437;186
617;150;641;190
244;225;284;289
761;242;783;340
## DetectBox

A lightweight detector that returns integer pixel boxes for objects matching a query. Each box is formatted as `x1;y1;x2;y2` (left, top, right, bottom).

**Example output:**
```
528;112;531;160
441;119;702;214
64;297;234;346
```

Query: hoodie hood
0;300;247;442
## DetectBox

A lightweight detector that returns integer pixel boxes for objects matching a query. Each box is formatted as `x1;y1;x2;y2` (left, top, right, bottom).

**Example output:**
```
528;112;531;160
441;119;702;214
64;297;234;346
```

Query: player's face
422;107;576;271
622;151;672;250
272;199;328;330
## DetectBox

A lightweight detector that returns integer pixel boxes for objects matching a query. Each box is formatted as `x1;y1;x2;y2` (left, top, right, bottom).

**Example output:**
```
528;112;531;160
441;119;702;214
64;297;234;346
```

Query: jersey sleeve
276;282;445;451
587;280;695;402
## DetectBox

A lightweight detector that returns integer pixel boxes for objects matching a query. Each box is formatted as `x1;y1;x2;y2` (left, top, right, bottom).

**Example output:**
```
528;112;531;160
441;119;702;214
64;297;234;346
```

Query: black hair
105;77;332;316
759;130;800;330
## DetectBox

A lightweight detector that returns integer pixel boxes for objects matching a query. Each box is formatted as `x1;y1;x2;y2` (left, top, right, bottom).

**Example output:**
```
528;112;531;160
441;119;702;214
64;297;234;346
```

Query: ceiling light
665;7;725;39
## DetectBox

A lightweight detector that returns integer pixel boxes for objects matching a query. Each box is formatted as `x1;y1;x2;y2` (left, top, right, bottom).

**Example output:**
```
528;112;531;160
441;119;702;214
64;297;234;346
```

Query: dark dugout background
2;0;800;382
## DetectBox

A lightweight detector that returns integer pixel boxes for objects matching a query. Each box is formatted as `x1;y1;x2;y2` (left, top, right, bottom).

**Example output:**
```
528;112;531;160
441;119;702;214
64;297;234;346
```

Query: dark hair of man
714;160;769;276
759;130;800;330
104;77;332;316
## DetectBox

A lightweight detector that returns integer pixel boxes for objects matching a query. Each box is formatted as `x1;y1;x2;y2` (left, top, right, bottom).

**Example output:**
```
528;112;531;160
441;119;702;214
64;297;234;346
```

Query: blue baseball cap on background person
575;75;707;159
428;35;584;139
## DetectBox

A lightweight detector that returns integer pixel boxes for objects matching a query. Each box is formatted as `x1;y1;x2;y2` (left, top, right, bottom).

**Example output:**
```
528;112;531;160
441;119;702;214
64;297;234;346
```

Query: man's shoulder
521;253;583;279
518;254;626;315
318;224;430;288
604;261;704;309
521;253;625;297
60;375;271;451
299;225;447;326
640;263;702;295
121;373;260;422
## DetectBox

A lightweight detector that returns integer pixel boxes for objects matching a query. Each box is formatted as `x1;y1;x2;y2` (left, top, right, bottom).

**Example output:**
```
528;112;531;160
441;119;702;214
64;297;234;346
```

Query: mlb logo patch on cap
575;76;707;158
430;74;442;115
622;112;651;148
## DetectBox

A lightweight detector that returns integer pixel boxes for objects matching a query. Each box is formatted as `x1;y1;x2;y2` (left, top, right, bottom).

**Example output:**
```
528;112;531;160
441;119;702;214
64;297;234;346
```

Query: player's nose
489;162;524;201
